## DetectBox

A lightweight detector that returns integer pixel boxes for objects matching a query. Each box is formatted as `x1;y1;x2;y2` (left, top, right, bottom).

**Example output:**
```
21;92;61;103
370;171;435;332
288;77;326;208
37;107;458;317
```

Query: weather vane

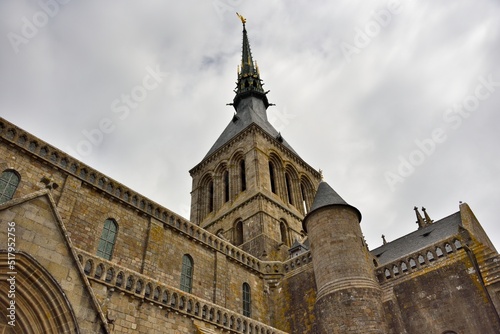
236;12;246;24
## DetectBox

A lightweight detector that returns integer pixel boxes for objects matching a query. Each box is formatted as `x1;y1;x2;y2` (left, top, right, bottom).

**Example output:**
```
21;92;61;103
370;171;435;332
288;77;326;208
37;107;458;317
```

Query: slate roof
302;182;362;232
370;211;462;265
204;97;297;158
309;181;361;217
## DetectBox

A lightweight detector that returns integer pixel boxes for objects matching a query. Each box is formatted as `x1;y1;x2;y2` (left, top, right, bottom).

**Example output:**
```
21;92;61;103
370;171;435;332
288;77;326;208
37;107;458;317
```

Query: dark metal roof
303;182;362;232
370;212;462;265
310;181;361;218
204;97;297;158
309;182;348;211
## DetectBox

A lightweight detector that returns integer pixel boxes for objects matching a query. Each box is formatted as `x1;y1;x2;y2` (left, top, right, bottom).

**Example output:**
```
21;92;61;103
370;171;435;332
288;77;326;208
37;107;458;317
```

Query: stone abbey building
1;19;500;334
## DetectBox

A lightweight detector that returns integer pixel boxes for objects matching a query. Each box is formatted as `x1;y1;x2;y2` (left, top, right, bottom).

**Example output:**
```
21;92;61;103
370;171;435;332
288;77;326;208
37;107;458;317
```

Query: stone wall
385;249;500;333
0;193;107;333
274;258;317;334
0;119;288;332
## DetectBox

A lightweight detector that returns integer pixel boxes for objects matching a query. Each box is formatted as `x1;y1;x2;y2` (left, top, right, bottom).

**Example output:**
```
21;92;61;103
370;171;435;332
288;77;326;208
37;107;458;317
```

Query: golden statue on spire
236;12;246;24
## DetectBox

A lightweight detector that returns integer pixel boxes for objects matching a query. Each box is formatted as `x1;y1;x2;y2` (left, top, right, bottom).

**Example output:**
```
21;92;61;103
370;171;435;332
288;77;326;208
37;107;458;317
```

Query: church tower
303;182;387;333
189;16;321;261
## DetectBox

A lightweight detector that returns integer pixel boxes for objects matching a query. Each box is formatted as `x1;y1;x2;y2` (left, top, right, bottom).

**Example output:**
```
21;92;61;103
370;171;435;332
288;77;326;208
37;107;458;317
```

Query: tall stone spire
233;14;269;109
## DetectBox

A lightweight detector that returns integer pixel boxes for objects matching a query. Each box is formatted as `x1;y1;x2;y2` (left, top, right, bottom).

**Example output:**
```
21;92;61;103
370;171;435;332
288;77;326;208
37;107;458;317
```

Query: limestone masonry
1;19;500;334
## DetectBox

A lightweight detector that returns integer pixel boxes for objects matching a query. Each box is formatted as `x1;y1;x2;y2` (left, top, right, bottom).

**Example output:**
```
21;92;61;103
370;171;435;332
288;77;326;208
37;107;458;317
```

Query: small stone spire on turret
414;206;426;229
422;207;433;226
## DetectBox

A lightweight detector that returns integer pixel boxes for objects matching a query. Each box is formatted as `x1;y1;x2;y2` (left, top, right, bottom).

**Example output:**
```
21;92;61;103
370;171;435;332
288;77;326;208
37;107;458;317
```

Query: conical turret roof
303;181;362;231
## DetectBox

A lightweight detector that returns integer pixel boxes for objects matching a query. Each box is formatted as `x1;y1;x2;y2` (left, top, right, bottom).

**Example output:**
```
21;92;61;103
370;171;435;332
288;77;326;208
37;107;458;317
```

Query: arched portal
0;251;80;334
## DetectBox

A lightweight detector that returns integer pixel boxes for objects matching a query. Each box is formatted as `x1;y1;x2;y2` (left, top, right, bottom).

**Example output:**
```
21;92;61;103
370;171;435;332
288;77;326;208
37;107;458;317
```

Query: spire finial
414;206;426;229
236;12;246;24
382;234;387;245
422;207;433;225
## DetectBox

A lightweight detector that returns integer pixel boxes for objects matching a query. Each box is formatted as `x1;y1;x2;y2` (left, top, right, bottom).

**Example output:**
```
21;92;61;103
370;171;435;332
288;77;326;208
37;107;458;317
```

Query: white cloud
1;0;499;250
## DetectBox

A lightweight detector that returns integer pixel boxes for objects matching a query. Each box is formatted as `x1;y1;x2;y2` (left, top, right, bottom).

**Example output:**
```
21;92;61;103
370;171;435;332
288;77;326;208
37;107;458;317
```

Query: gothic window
445;243;453;253
299;177;314;215
234;220;244;246
280;220;288;246
285;173;293;204
300;183;308;213
240;159;246;192
269;162;276;194
97;219;117;260
409;258;417;268
0;169;20;204
243;282;251;317
208;180;214;213
224;170;230;202
180;254;194;293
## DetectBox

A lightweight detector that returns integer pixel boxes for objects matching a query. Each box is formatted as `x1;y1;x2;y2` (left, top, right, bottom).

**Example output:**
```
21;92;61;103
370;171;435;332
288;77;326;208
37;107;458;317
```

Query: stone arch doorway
0;251;80;333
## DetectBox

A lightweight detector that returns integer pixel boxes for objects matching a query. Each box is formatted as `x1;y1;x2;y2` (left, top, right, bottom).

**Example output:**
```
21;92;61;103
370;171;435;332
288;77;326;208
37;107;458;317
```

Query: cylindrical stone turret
303;182;387;334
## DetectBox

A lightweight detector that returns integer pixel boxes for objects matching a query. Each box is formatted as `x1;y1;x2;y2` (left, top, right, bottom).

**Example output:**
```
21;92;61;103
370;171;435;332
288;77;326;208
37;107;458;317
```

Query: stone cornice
203;192;304;230
0;117;185;230
189;122;321;180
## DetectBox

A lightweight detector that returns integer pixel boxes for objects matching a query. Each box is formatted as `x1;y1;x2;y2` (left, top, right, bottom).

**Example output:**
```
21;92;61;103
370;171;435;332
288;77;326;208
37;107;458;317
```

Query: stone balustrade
376;238;464;283
77;249;288;334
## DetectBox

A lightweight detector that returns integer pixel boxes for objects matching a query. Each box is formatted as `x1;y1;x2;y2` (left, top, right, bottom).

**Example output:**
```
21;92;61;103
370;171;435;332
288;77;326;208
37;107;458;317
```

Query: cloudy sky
1;1;499;251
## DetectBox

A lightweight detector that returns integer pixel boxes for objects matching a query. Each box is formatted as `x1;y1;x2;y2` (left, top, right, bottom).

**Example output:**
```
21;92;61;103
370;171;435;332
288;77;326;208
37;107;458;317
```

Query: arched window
0;169;20;204
300;183;308;213
280;221;288;246
269;162;276;194
299;176;314;215
223;170;230;202
208;180;214;213
285;173;293;204
180;254;194;293
97;219;117;260
234;220;243;246
240;160;246;192
243;282;251;317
